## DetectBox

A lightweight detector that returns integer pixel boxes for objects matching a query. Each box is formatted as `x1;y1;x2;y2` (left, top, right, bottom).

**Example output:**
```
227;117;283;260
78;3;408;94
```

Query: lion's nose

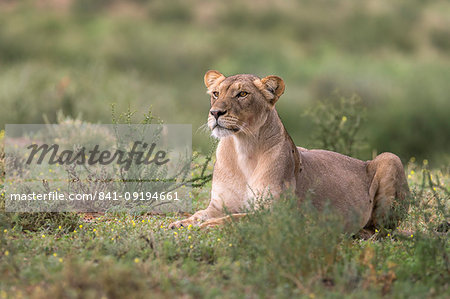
210;109;227;120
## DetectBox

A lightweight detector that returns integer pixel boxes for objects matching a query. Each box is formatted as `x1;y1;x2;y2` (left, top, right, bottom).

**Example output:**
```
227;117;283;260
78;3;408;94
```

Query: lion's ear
259;75;285;104
204;70;225;89
261;76;285;98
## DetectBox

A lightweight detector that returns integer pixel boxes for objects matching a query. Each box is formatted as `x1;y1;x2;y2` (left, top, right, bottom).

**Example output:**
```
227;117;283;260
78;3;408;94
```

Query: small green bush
305;93;367;158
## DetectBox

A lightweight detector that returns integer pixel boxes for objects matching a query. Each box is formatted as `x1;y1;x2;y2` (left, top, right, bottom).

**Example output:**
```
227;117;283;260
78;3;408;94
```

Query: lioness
169;71;409;235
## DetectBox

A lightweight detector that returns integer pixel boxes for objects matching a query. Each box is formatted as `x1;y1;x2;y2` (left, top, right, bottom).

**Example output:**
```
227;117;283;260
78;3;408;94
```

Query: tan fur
169;71;410;234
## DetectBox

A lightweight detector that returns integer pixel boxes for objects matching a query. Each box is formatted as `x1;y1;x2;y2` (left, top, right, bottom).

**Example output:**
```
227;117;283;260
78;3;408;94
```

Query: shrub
305;93;368;158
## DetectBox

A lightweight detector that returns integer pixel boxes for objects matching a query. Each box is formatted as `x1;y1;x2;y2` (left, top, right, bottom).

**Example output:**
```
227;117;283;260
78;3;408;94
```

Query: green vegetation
0;0;449;164
305;93;367;157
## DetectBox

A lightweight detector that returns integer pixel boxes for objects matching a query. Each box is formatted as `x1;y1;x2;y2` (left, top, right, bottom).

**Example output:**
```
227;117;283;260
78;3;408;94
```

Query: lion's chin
211;126;237;139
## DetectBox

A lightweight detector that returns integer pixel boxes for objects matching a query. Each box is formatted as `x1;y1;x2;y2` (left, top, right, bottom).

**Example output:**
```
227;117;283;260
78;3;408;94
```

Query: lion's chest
214;137;271;208
231;138;260;179
236;153;258;180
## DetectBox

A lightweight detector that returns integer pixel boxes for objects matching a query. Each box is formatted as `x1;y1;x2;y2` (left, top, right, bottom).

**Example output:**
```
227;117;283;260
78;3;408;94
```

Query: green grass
0;161;448;298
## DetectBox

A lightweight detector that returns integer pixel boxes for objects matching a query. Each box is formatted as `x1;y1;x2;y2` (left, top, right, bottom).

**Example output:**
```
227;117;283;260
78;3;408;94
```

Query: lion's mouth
212;124;240;132
210;123;240;138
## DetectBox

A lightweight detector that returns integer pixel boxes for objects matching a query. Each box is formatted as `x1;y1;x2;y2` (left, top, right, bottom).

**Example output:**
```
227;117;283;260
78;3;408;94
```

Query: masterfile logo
4;124;192;213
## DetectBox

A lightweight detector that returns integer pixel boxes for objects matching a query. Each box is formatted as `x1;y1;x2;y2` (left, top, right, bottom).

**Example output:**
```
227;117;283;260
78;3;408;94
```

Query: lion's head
204;70;285;138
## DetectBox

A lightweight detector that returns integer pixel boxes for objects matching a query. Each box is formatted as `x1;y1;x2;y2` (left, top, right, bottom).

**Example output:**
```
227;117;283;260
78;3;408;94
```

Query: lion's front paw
168;219;198;229
198;218;223;228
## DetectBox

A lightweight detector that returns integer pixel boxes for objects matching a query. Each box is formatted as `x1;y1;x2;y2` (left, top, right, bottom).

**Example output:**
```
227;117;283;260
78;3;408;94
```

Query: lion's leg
169;210;247;229
198;213;248;228
168;209;210;229
364;153;410;233
168;192;240;229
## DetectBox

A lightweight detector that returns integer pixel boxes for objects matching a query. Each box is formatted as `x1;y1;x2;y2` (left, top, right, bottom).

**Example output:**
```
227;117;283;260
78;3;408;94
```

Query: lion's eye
212;91;219;98
237;91;248;98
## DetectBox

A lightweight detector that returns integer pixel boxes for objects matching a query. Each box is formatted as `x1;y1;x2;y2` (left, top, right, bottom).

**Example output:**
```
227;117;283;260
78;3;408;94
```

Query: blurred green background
0;0;449;165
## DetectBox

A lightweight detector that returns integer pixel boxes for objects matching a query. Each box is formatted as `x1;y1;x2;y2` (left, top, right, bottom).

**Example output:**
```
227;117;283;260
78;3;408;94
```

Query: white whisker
196;122;211;135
